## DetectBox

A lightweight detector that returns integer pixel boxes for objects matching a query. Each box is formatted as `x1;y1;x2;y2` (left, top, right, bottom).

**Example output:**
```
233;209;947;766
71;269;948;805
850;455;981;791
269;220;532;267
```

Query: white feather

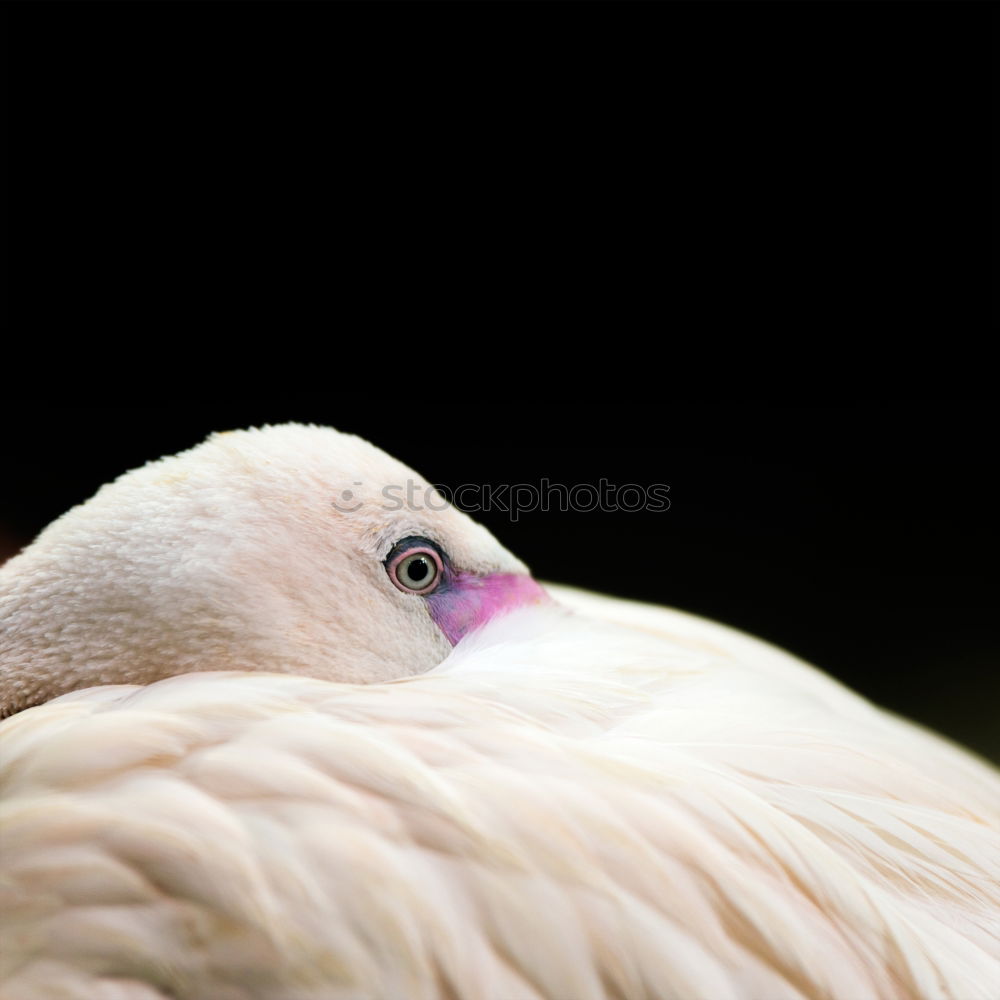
1;427;998;999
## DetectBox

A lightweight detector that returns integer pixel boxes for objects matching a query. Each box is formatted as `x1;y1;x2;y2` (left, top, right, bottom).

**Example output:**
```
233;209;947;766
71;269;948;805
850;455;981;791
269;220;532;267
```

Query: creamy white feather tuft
1;426;998;1000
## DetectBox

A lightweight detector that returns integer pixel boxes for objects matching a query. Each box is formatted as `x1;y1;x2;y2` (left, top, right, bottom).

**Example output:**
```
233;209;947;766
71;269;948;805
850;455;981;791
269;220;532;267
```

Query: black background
1;402;996;763
3;9;996;758
7;4;992;341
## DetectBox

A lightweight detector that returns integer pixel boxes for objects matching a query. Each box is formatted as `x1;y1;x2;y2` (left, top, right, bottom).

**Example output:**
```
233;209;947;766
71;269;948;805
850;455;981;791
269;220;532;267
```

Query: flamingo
1;424;997;1000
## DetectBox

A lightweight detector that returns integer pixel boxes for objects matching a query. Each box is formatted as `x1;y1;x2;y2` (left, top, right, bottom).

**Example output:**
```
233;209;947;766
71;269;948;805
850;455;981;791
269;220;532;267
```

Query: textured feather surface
2;589;999;1000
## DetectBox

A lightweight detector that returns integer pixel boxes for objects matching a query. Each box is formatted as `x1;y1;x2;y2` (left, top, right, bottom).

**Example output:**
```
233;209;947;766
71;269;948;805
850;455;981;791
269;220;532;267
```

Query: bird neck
0;547;187;718
1;562;71;717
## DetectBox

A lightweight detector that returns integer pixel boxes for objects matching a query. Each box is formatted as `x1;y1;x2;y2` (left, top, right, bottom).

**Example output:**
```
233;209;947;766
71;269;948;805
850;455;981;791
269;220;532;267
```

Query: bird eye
387;544;444;595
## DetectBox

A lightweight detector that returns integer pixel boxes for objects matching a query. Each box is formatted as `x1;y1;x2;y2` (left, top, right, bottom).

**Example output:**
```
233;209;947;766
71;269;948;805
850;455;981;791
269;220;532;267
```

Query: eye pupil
405;557;430;583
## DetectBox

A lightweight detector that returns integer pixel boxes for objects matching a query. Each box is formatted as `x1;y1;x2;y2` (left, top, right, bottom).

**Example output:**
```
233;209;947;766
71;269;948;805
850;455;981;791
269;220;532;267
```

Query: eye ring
387;545;444;595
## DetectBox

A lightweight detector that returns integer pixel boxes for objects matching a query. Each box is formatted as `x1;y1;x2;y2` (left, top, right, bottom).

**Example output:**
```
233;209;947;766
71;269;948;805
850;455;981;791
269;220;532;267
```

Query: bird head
0;424;547;716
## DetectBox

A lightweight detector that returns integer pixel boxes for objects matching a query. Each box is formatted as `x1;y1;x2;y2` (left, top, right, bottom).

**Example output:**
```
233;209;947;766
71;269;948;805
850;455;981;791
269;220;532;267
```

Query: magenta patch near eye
426;572;548;645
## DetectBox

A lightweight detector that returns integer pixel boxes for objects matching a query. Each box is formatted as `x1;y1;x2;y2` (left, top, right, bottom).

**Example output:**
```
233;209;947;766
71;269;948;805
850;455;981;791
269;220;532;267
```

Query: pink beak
426;572;549;645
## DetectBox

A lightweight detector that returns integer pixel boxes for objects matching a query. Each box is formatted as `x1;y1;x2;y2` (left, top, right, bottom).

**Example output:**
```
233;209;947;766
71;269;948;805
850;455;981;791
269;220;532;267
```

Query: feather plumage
3;592;998;999
1;426;998;999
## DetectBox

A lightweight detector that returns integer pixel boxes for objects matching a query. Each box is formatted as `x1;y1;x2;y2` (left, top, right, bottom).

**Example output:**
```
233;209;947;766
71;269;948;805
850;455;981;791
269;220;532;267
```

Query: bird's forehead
203;425;528;576
291;435;526;575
